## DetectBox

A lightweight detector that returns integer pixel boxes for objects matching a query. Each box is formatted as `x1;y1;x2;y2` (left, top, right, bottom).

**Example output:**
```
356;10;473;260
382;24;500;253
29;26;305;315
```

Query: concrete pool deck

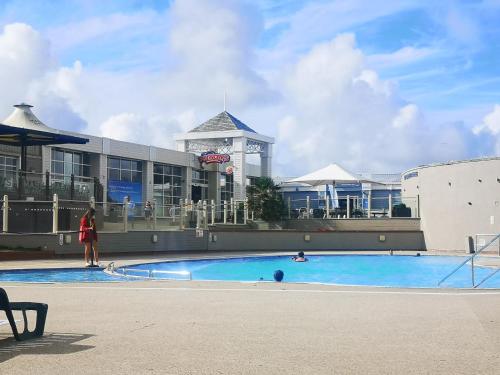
1;253;500;374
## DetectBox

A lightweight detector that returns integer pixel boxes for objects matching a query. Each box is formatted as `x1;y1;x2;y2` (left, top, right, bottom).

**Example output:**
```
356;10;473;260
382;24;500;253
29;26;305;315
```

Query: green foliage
246;177;285;221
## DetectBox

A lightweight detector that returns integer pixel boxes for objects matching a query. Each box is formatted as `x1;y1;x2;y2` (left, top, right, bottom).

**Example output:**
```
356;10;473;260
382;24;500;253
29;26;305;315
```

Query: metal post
70;174;75;200
180;201;185;230
230;198;234;216
233;200;237;224
196;201;202;229
471;256;475;287
52;193;59;234
45;171;50;201
346;195;350;219
306;196;310;219
123;197;128;232
211;199;215;225
251;211;254;221
367;191;372;218
153;199;157;230
417;194;420;218
288;197;291;219
388;193;393;218
2;195;8;233
202;200;208;229
244;198;248;225
223;200;227;224
326;194;330;219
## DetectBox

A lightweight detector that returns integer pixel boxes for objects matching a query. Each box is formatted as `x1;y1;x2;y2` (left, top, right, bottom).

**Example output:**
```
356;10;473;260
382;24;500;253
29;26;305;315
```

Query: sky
0;0;499;175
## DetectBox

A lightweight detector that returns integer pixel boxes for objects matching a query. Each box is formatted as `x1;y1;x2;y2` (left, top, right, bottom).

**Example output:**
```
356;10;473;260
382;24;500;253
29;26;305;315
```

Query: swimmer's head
298;251;304;258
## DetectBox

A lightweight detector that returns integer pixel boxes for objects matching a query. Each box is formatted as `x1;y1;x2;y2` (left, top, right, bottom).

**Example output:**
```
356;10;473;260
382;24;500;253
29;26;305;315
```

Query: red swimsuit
79;217;98;243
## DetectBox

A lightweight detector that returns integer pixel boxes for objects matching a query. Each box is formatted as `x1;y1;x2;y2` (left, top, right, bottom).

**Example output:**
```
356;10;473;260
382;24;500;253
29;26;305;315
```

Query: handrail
474;268;500;289
438;233;500;287
114;267;192;280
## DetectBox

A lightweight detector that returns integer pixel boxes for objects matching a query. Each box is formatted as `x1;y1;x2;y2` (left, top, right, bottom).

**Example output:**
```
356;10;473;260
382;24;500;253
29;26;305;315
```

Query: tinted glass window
153;164;163;174
108;169;120;180
108;158;120;169
131;171;142;183
120;159;131;170
120;170;132;182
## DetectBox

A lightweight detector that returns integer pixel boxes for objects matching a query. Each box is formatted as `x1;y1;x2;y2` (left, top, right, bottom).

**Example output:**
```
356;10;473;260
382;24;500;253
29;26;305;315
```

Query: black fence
0;171;103;201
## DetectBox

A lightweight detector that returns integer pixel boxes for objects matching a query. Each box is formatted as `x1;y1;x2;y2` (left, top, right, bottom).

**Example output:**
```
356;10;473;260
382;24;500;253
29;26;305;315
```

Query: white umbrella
287;163;374;215
287;163;372;186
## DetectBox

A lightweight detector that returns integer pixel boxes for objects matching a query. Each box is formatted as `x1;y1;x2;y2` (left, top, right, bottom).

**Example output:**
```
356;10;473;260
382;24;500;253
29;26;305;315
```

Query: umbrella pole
20;145;27;172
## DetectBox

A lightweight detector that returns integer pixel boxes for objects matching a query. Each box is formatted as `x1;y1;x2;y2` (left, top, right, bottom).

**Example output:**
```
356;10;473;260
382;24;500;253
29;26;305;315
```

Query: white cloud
392;104;419;129
0;1;497;177
473;104;500;154
0;23;52;113
368;46;437;68
474;104;500;135
275;33;489;174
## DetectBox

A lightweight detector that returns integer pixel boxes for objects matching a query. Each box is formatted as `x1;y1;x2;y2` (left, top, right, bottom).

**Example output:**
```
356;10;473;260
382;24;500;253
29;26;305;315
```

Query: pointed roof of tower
189;111;256;133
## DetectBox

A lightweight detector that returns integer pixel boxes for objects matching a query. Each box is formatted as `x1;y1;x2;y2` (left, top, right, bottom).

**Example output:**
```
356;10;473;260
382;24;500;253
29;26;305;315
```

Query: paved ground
1;254;500;374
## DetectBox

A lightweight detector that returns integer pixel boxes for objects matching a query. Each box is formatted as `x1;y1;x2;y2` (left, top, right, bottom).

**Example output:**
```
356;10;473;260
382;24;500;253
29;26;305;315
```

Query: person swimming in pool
292;251;307;262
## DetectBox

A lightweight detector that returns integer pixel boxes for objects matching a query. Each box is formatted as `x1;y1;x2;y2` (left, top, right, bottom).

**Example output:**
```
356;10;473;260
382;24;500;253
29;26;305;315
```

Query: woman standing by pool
79;208;99;266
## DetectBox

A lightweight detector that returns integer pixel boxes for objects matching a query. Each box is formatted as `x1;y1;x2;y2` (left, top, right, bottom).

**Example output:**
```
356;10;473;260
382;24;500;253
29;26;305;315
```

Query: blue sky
0;0;499;174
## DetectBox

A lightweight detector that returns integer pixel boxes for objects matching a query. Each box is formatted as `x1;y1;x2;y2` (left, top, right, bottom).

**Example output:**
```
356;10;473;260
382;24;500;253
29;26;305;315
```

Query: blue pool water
125;255;500;288
0;267;117;283
0;255;499;288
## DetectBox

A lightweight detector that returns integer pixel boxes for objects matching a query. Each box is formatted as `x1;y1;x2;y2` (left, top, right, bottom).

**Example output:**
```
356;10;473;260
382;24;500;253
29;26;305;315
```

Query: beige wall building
402;157;500;252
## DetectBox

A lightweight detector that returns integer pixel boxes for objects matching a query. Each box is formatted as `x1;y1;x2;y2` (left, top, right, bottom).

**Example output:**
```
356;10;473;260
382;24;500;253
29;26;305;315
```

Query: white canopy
287;163;372;186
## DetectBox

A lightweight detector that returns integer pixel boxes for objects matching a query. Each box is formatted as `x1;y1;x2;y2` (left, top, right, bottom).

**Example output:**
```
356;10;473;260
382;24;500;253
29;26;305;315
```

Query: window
0;155;17;179
192;169;208;185
107;157;142;183
51;149;91;180
221;172;234;205
153;163;183;216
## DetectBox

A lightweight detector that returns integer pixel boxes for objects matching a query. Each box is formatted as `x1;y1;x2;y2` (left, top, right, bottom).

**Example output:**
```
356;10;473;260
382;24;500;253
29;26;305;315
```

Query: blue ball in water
274;270;284;282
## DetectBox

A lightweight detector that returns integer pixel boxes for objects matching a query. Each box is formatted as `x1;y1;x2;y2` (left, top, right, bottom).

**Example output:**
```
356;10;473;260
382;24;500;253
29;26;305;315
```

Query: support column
367;191;372;218
3;195;8;233
346;195;350;219
98;154;108;204
184;166;193;201
52;194;59;234
41;146;51;176
232;137;247;201
260;143;273;177
208;170;221;218
144;160;154;202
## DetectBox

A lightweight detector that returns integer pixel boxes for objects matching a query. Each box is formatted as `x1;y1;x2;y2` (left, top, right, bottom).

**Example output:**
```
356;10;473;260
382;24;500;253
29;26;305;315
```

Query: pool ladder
438;233;500;288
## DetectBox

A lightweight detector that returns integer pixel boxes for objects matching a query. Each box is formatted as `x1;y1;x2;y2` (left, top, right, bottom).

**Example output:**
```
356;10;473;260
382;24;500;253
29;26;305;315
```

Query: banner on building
107;180;143;204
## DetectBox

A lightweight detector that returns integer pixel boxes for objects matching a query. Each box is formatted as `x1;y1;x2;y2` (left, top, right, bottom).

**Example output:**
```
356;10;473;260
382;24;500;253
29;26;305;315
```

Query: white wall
402;158;500;252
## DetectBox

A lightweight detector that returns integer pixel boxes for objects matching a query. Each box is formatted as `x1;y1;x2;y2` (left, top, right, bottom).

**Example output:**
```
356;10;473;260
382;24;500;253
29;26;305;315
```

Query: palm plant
246;177;285;221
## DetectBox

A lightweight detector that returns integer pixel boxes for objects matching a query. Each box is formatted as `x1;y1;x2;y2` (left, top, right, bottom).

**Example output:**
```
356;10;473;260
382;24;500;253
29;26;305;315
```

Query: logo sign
198;151;230;165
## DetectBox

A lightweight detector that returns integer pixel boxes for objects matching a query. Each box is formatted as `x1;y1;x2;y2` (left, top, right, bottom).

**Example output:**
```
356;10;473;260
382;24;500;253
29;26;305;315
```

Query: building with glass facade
0;105;270;216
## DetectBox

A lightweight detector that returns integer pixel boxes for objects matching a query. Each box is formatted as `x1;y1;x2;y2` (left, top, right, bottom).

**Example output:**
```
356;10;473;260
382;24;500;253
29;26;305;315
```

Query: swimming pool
0;267;117;283
118;255;500;288
1;255;499;288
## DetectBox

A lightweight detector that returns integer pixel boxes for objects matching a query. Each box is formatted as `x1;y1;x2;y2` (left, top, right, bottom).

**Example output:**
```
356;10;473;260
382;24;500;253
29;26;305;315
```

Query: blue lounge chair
0;288;48;341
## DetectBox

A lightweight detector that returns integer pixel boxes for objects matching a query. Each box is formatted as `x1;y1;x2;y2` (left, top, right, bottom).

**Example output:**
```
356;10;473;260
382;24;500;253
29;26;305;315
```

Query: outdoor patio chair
0;288;48;341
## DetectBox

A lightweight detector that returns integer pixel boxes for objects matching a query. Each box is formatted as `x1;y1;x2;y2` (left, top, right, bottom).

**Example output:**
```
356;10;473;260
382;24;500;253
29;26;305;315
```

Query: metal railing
283;194;419;219
0;171;101;201
438;233;500;288
112;267;192;280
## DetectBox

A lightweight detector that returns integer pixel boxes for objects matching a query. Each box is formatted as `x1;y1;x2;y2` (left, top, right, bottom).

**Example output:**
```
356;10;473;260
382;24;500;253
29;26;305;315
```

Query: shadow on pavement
0;333;94;363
